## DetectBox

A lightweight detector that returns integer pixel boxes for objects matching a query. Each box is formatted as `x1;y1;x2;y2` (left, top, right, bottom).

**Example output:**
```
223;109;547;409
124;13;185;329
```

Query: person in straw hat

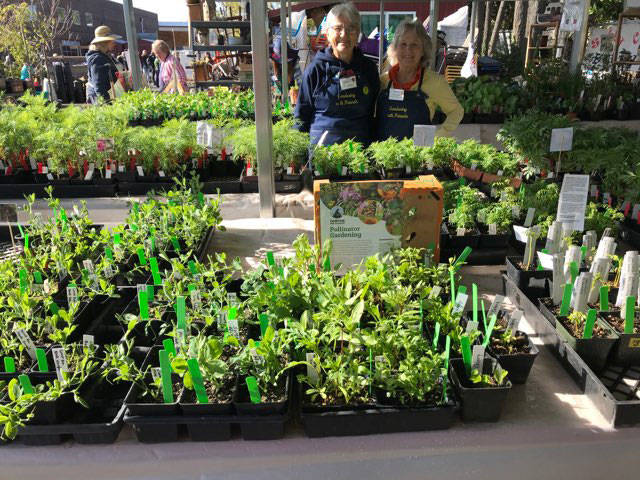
86;25;121;104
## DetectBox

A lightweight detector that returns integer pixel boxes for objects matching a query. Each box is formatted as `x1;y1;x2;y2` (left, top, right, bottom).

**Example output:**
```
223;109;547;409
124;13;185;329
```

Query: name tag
389;88;404;101
339;76;357;90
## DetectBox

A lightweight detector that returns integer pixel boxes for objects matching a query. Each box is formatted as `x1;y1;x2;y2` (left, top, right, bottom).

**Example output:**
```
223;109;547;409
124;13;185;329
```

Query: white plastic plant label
136;166;144;177
550;127;574;152
429;286;442;299
512;205;520;218
405;165;412;174
413;125;436;147
175;329;186;353
82;260;95;274
104;263;115;279
47;173;54;180
246;167;254;177
190;289;202;310
84;166;94;181
441;223;449;234
151;367;162;381
513;225;529;243
66;286;78;304
456;227;465;237
306;352;319;385
250;347;264;365
136;284;147;295
497;169;504;177
118;165;125;173
227;316;240;338
158;170;165;177
524;208;536;227
465;320;479;334
471;162;478;171
590;185;597;197
507;310;523;332
487;295;506;320
15;329;36;359
471;345;485;373
82;334;95;348
29;158;37;170
286;167;293;175
52;347;69;383
452;293;469;314
491;187;497;198
537;251;554;270
217;311;227;330
105;169;112;180
489;224;497;235
427;161;434;170
227;293;239;307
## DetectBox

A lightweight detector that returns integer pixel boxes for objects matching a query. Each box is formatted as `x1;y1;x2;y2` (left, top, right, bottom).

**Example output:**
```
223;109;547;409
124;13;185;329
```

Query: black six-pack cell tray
504;273;640;427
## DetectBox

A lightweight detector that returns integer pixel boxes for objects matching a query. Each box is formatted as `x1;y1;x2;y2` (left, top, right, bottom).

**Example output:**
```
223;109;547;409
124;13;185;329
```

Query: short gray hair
152;39;170;56
325;3;361;32
388;19;432;68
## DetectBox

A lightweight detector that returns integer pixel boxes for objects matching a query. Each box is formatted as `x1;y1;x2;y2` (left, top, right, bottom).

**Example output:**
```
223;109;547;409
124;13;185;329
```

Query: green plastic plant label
483;315;498;348
569;261;579;284
600;286;609;312
323;256;331;272
583;309;597;339
188;260;198;275
150;257;162;285
472;284;478;325
158;349;174;404
24;234;29;250
35;348;48;372
138;290;149;319
453;247;472;269
19;269;28;294
245;376;261;404
176;296;187;333
432;322;441;348
17;223;24;237
624;296;636;334
33;271;43;284
18;374;34;394
187;358;209;404
171;236;180;252
259;313;269;338
559;283;573;317
162;338;177;358
137;247;147;266
461;335;472;376
449;270;456;302
106;247;114;261
227;307;240;338
444;336;451;371
4;357;15;373
49;301;59;314
114;233;121;244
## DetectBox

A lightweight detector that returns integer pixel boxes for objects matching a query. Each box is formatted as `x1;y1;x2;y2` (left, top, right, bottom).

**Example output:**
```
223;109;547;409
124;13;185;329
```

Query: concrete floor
2;194;640;479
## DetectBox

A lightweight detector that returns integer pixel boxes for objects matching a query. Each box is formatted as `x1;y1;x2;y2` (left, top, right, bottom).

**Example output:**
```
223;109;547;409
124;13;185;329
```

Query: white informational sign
550;128;574;152
556;174;590;232
560;0;584;32
513;225;530;243
413;125;437;147
537;251;555;270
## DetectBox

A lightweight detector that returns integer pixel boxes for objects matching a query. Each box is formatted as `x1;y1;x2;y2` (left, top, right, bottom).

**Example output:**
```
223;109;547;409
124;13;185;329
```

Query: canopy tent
423;5;468;47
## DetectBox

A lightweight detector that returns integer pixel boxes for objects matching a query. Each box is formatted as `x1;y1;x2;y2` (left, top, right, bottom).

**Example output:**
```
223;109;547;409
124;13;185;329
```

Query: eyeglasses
329;25;359;35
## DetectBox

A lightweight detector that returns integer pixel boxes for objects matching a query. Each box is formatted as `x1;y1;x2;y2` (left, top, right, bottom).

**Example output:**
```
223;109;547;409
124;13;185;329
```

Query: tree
589;0;623;25
0;0;74;77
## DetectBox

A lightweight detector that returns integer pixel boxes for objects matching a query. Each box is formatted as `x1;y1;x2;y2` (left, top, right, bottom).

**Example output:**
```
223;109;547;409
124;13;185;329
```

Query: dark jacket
86;49;118;103
294;47;379;145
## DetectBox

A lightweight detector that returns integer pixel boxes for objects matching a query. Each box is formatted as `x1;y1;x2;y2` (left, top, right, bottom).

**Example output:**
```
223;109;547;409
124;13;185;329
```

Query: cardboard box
314;176;443;269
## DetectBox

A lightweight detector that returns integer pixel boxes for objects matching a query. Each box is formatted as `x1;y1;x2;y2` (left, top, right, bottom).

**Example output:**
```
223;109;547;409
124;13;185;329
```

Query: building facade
49;0;158;55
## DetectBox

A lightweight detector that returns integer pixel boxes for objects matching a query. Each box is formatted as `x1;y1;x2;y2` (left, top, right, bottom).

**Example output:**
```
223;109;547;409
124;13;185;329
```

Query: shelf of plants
0;176;543;444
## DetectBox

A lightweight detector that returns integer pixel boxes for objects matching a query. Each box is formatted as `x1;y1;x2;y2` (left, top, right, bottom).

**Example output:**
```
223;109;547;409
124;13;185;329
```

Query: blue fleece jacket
86;50;118;104
294;47;379;146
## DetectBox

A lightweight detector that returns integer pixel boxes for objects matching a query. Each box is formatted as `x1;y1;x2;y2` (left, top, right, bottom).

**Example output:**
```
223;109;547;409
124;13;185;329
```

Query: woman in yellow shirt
376;19;463;140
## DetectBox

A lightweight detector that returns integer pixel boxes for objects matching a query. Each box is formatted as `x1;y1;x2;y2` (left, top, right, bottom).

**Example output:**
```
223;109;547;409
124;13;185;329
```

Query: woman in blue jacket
85;26;120;104
294;3;379;147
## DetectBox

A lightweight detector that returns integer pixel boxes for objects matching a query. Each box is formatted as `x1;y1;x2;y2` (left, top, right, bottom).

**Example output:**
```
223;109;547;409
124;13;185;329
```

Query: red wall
354;1;466;22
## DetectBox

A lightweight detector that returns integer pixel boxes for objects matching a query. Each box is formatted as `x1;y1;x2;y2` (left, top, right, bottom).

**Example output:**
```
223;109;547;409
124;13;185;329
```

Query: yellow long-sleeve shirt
379;69;463;137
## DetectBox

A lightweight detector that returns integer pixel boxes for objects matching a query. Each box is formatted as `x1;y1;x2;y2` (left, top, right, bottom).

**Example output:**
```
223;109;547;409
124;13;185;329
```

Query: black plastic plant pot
538;298;559;327
445;228;481;249
506;256;551;300
478;232;511;249
29;390;75;426
555;316;618;374
202;179;242;194
233;373;289;416
449;357;512;423
489;334;539;384
239;418;287;440
600;311;640;366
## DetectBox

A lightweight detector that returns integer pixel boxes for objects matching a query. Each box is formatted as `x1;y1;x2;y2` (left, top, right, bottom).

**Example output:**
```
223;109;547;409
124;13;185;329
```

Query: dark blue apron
376;68;431;141
309;63;374;146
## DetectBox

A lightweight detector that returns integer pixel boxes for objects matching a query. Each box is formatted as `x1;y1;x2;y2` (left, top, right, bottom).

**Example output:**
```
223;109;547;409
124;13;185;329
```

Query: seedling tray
50;183;116;198
16;403;126;446
202;179;242;194
505;273;640;427
124;408;291;442
300;399;457;437
620;222;640;249
441;247;508;265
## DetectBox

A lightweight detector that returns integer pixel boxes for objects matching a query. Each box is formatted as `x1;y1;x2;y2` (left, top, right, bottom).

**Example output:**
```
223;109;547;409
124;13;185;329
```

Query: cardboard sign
413;125;437;147
550;128;574;152
556;174;589;232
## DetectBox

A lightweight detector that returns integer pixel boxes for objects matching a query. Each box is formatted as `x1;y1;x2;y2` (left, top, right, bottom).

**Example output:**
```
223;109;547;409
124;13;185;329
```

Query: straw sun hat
90;26;121;44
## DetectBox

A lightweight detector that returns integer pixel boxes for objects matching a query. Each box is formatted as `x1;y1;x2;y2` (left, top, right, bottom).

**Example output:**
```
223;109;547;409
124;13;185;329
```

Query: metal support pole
569;0;591;73
287;0;293;44
122;0;143;90
281;1;288;105
429;0;439;70
250;0;276;218
469;0;478;45
378;3;385;73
